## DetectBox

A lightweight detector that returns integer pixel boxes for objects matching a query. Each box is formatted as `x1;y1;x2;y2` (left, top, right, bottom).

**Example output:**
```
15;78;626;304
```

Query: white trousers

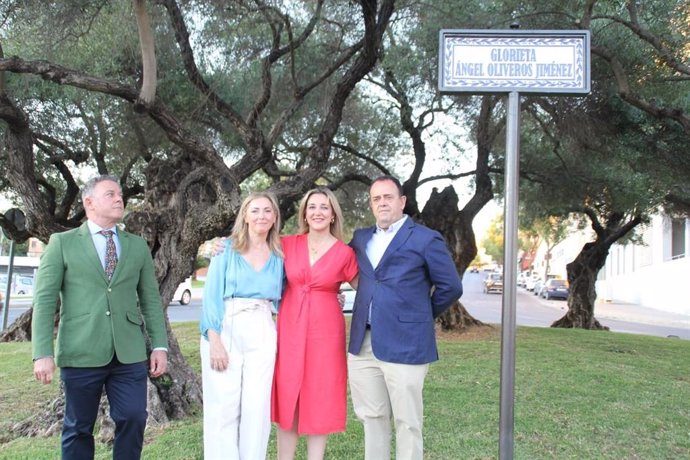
201;298;277;460
348;331;429;460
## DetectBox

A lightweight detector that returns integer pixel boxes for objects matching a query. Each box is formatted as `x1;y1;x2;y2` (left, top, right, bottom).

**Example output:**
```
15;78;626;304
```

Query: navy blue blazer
348;217;463;364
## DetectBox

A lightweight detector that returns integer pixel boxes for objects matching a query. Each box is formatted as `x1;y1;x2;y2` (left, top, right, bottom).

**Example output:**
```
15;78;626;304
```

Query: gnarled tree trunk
0;307;34;342
551;241;610;330
420;186;487;330
552;210;642;329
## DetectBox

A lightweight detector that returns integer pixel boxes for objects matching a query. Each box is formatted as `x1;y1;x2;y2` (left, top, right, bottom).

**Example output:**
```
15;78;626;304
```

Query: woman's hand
208;331;229;372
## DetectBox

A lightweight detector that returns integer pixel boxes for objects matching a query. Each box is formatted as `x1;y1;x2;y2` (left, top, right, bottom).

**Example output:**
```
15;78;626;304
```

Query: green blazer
32;222;168;367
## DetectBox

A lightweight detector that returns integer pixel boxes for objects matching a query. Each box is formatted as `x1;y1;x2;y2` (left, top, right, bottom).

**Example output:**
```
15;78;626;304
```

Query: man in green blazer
32;175;168;460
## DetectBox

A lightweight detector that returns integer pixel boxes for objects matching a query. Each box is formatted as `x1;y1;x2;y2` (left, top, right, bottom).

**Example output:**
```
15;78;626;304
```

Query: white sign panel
439;30;590;94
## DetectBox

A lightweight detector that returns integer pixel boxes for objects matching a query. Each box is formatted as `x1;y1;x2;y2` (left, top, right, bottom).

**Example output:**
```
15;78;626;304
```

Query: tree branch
593;2;690;76
160;0;249;137
133;0;157;108
332;142;391;175
592;46;690;133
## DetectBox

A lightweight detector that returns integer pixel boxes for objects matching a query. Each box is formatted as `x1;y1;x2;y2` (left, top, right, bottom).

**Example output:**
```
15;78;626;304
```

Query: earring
331;218;335;223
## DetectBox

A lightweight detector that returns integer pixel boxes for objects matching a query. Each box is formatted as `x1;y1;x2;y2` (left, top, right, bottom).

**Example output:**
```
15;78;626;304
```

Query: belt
224;297;273;317
222;297;274;352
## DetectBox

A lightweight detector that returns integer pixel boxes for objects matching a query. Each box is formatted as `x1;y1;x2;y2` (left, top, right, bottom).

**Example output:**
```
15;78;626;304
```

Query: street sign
439;29;590;94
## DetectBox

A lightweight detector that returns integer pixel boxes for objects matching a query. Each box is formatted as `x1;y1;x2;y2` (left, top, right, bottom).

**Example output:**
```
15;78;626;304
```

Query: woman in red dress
272;187;358;460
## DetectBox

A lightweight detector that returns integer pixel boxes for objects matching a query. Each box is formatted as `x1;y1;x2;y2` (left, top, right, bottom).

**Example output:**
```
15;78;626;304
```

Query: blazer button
106;311;111;316
108;288;112;292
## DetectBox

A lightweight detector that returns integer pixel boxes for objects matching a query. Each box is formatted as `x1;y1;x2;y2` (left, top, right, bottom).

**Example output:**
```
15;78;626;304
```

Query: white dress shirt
365;215;408;324
366;215;408;269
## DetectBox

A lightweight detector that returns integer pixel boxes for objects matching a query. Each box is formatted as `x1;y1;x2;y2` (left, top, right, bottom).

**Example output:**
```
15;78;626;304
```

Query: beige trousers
348;331;429;460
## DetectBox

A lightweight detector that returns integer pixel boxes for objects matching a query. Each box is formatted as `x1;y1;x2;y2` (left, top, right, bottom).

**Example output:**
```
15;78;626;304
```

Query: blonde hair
230;191;283;257
297;187;345;241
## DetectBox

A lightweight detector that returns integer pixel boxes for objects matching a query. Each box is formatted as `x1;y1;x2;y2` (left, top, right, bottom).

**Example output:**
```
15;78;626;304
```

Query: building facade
597;214;689;315
535;214;689;316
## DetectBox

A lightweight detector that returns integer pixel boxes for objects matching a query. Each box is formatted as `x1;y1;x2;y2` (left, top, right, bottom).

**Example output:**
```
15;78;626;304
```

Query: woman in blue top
200;191;285;460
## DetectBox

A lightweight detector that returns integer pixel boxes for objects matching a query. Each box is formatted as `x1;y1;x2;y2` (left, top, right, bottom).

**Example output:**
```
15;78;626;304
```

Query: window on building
671;218;686;260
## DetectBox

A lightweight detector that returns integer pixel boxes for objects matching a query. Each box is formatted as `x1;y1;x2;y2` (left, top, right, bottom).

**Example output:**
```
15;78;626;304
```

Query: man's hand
33;357;56;384
149;350;168;378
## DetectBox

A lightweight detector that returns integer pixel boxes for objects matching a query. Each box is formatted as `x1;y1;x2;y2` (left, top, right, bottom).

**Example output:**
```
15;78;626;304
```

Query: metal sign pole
499;91;520;460
2;240;16;330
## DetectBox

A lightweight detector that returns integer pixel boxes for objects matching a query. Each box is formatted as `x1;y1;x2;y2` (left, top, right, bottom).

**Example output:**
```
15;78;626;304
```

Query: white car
0;274;34;295
517;272;528;287
524;275;540;291
172;278;193;305
15;276;34;295
340;283;356;313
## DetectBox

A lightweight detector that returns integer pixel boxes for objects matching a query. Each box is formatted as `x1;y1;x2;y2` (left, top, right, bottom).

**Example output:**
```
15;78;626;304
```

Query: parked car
517;272;529;287
524;275;540;291
172;278;193;305
0;274;34;295
540;279;569;300
14;276;34;295
532;279;545;296
483;273;503;294
340;283;356;313
469;266;479;273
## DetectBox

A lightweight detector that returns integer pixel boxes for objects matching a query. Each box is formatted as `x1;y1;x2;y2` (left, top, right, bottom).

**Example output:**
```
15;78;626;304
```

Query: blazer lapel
111;228;129;281
78;223;109;282
357;226;377;274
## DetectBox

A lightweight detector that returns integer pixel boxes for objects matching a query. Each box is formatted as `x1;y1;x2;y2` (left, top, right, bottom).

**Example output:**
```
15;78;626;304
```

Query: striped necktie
98;230;118;280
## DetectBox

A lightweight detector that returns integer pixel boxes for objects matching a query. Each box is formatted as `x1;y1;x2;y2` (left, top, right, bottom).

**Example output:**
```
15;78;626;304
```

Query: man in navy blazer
348;175;463;460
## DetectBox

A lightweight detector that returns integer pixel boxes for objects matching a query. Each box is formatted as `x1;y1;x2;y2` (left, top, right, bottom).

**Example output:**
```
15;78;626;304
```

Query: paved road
2;295;206;325
3;279;688;339
462;272;689;339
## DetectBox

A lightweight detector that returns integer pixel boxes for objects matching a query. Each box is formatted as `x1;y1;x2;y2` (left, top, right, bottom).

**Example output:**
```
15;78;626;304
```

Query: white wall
596;215;689;315
533;214;690;316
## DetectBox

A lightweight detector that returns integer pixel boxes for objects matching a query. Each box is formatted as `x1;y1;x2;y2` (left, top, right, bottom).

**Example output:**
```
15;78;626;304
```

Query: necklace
308;236;332;258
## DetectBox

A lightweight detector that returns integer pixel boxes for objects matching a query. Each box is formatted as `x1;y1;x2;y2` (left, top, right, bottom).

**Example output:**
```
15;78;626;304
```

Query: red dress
271;234;358;434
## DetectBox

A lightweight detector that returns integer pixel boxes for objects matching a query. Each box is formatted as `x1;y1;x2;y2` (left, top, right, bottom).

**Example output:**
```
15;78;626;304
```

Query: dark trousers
60;358;148;460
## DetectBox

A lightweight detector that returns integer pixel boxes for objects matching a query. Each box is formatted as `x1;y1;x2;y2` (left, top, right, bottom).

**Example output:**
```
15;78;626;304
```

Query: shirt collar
87;220;118;235
375;214;408;234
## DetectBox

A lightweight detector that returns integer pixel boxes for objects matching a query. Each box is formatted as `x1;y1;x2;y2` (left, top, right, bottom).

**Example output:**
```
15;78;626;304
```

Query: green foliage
0;239;28;256
481;214;504;264
193;255;209;271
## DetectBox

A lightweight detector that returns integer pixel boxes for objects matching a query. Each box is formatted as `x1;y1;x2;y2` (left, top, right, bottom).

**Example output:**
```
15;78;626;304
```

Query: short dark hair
370;175;404;196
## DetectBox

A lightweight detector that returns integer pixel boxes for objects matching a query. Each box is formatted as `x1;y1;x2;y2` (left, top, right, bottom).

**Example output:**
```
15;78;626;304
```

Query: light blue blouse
200;240;284;339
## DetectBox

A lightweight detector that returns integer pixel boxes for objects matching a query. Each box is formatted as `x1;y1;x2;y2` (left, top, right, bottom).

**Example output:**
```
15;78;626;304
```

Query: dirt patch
436;324;499;342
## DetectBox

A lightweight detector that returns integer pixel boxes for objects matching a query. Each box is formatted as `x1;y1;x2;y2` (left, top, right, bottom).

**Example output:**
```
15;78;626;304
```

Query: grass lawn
1;323;688;459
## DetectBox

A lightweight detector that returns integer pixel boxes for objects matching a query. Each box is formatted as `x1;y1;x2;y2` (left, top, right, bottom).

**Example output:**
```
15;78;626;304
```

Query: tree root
551;314;610;330
8;379;169;443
